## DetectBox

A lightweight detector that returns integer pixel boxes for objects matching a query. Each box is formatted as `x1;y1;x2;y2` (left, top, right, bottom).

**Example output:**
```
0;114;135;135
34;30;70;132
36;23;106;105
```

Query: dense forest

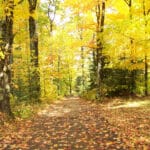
0;0;150;149
0;0;150;115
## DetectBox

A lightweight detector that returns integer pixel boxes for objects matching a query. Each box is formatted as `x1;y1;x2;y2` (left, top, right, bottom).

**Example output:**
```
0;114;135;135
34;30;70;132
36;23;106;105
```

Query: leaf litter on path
0;97;150;149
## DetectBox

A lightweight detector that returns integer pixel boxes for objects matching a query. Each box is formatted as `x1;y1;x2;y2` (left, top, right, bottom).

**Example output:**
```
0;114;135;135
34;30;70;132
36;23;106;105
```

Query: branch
147;9;150;15
18;0;24;4
123;0;129;6
28;0;37;12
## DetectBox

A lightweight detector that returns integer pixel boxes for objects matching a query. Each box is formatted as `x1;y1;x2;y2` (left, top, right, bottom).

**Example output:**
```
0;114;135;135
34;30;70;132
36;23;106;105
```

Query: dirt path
0;97;136;149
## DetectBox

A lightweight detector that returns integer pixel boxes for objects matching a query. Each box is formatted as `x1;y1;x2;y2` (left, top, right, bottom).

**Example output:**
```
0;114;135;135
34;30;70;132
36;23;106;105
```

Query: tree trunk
129;0;136;95
79;29;85;93
57;55;60;96
47;0;57;34
0;0;14;117
96;0;106;99
68;68;72;96
28;0;40;101
144;55;148;96
81;46;85;93
124;0;136;94
143;0;148;96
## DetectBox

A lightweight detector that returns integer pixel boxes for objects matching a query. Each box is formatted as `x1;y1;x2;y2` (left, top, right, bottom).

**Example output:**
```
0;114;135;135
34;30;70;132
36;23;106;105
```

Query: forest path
1;97;130;149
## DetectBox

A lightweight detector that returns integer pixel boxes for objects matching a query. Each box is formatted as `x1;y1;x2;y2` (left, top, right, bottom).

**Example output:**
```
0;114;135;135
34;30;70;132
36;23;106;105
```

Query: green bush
82;88;97;101
13;103;34;119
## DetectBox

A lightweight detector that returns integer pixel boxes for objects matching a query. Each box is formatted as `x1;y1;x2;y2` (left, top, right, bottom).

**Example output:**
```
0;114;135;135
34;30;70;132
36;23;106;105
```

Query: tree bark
68;66;72;96
129;0;136;94
47;0;57;34
96;0;106;99
57;55;60;96
81;46;85;93
28;0;40;101
143;0;148;96
79;29;85;93
123;0;136;94
0;0;14;117
144;55;148;96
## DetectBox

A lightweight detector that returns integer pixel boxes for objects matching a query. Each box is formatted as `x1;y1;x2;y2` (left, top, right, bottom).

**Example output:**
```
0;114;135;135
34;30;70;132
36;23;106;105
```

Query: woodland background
0;0;150;116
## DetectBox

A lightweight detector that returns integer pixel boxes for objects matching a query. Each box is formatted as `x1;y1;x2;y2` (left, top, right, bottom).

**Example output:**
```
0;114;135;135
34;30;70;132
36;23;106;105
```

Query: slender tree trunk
143;0;148;96
28;0;40;101
130;39;136;95
129;0;132;20
92;50;97;87
57;55;60;96
96;0;106;99
43;70;46;96
68;67;72;96
79;29;85;93
129;0;136;95
69;77;72;95
81;46;85;93
89;34;97;89
0;0;14;117
47;0;57;34
144;55;148;96
124;0;136;94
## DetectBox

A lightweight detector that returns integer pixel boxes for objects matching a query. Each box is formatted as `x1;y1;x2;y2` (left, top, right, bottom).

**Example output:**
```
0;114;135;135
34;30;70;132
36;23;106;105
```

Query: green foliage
0;51;5;59
13;103;34;119
10;95;33;119
82;89;97;101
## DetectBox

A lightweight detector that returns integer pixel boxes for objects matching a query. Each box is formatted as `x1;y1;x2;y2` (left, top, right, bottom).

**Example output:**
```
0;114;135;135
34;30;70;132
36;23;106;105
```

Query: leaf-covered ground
0;97;150;149
101;97;150;149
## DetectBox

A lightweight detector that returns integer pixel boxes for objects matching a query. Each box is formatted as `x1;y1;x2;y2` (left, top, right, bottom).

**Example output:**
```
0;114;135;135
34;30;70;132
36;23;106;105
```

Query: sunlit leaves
0;51;5;60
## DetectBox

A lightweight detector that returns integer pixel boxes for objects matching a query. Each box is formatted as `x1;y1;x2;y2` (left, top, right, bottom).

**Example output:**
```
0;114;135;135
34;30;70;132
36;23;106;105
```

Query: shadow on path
0;97;129;150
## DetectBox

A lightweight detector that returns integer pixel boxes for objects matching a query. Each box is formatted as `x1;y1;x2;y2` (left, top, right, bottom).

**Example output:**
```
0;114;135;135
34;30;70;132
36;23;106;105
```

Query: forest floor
0;97;150;150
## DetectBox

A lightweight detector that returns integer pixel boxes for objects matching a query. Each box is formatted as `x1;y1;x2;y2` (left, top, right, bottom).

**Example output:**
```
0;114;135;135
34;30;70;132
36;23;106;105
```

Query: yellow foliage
0;51;5;60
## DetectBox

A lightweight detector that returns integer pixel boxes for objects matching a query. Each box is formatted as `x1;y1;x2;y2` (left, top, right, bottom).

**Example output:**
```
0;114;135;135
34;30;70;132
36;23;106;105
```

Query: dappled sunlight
38;97;80;117
71;97;79;99
0;0;150;148
108;100;150;109
63;97;79;100
38;105;71;117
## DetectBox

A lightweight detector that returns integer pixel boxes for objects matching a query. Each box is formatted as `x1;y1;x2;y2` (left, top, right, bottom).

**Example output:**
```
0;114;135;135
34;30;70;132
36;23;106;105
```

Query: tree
0;0;14;116
95;0;106;99
47;0;59;33
143;0;149;96
122;0;135;94
28;0;40;101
